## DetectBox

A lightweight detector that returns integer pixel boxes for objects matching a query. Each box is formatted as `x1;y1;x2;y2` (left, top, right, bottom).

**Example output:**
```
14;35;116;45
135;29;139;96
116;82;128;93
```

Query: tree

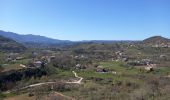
0;64;3;72
52;54;76;70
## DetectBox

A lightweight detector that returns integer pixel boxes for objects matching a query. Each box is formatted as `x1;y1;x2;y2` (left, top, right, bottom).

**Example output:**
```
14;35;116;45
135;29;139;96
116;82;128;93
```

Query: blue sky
0;0;170;41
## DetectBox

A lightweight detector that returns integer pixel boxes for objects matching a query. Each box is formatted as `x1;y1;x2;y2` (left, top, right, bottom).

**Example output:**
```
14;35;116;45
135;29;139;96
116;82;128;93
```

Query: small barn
34;61;42;68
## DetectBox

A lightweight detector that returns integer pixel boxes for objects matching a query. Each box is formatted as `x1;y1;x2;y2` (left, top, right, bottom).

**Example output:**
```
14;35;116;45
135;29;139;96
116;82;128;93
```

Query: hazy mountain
0;30;71;44
0;35;26;52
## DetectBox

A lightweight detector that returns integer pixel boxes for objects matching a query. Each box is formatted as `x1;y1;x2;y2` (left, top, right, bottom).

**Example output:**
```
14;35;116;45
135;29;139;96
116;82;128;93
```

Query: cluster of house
127;59;156;71
5;52;58;68
127;59;154;66
73;55;87;59
41;55;55;63
144;63;156;72
112;51;128;62
27;55;56;68
152;43;170;48
75;64;87;70
6;53;24;62
19;60;47;69
21;53;89;69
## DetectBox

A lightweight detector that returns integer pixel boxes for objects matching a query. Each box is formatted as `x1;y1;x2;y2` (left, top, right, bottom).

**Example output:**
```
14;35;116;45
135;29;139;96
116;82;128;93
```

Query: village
0;36;170;100
1;48;159;73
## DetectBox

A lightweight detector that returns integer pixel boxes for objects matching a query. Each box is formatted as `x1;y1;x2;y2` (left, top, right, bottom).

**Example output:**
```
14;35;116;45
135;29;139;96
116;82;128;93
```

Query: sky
0;0;170;41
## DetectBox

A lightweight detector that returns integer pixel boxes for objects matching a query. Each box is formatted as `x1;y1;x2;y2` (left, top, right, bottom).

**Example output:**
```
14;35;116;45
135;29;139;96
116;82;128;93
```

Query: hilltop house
41;55;56;63
34;61;43;68
112;51;128;62
27;60;44;68
145;64;156;72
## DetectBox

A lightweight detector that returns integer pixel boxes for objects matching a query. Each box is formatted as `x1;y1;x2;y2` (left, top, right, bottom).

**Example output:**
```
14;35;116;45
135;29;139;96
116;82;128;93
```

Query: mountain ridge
0;30;71;44
1;30;170;46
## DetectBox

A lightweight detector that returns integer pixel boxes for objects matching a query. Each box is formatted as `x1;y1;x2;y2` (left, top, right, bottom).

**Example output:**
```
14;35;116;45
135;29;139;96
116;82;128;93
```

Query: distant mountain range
0;35;26;52
0;30;75;48
0;30;71;44
0;30;170;48
0;30;139;45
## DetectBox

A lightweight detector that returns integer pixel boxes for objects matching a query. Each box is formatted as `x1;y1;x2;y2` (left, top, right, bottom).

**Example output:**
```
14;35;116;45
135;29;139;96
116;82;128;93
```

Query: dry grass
2;64;24;72
4;93;35;100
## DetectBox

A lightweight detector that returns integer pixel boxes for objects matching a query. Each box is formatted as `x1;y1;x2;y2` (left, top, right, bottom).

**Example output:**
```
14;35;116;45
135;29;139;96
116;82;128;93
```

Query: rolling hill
143;36;170;47
0;35;26;52
143;36;170;43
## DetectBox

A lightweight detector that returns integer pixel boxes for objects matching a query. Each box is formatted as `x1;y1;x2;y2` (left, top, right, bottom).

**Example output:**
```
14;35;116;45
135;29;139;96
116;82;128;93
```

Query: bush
0;64;3;72
52;54;76;70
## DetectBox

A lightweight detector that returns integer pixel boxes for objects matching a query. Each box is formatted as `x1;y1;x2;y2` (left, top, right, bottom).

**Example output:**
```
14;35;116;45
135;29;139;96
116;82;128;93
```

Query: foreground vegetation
1;37;170;100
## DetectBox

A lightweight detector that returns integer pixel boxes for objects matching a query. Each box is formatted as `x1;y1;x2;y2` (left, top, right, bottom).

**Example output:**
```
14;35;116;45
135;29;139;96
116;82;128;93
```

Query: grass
154;67;170;75
0;92;17;100
99;61;140;75
57;69;75;78
2;64;24;72
53;61;146;84
14;59;30;65
4;93;35;100
3;61;170;100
